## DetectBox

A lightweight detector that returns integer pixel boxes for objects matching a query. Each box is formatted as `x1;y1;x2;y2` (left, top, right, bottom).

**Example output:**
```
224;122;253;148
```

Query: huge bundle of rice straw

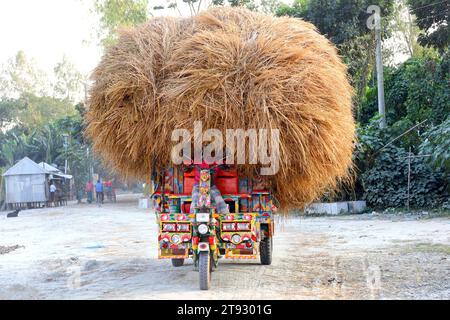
85;7;355;210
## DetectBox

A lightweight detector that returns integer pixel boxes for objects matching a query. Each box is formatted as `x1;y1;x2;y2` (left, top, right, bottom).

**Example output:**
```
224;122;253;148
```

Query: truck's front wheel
199;251;211;290
260;236;273;265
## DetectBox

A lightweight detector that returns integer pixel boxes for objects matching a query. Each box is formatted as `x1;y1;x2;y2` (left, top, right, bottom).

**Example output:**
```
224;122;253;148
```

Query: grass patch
403;243;450;255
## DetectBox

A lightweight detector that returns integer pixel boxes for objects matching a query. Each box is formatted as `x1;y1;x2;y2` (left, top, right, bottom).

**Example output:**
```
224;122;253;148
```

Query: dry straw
85;7;355;210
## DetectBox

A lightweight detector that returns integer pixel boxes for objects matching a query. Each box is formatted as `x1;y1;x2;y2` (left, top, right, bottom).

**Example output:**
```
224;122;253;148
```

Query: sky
0;0;102;76
0;0;211;78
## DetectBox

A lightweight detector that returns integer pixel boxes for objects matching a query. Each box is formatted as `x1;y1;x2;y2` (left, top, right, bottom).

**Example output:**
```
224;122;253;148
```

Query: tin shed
2;157;48;205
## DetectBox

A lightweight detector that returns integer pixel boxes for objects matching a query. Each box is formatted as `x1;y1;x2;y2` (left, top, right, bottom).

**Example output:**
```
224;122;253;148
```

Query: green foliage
0;94;76;130
212;0;250;7
355;119;448;208
276;0;394;45
213;0;280;13
0;105;118;198
0;118;74;167
0;48;115;198
384;0;422;62
55;134;90;191
93;0;149;47
1;112;100;194
0;98;21;127
0;51;81;129
360;50;449;127
18;94;76;128
276;0;395;120
419;116;450;174
0;51;48;98
407;0;450;52
361;145;447;208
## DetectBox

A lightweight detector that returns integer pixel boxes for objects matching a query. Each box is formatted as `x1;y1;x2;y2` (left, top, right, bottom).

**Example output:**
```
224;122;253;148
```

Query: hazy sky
0;0;199;77
0;0;103;76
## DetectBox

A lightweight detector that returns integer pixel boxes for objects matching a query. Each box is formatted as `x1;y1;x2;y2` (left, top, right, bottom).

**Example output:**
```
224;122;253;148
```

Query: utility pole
87;147;94;182
407;147;411;211
63;134;69;174
374;11;386;128
367;5;387;128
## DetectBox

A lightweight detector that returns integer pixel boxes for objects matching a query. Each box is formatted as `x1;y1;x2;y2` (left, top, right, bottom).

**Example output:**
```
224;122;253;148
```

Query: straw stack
85;7;355;209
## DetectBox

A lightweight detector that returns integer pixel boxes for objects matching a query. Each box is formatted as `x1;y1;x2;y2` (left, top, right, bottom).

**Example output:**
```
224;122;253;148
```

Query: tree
0;51;78;130
277;0;394;45
276;0;395;121
0;51;48;98
407;0;449;53
360;50;449;127
212;0;249;7
257;0;282;14
53;56;84;103
383;0;422;65
16;93;76;129
93;0;149;47
0;98;21;127
212;0;280;14
182;0;205;16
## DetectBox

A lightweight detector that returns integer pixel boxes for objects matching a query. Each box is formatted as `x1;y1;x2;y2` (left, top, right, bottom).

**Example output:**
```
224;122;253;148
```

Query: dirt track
0;194;449;299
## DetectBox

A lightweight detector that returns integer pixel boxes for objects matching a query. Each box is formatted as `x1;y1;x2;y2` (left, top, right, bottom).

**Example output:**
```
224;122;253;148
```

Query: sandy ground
0;194;448;300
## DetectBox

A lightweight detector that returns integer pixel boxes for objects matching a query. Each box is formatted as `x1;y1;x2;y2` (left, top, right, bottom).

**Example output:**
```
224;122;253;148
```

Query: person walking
85;180;94;204
95;179;104;205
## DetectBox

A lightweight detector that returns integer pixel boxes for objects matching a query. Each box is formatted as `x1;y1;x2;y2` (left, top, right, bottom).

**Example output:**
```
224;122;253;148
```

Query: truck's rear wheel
260;236;273;265
171;258;184;267
199;251;211;290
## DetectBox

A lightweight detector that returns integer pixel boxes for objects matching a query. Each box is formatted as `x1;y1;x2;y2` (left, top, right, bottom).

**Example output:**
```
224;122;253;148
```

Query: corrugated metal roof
51;172;73;179
38;162;73;179
37;162;60;173
2;157;47;176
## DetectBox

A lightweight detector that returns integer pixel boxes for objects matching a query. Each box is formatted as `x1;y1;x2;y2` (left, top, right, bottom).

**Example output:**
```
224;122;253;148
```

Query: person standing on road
95;179;104;204
49;182;57;207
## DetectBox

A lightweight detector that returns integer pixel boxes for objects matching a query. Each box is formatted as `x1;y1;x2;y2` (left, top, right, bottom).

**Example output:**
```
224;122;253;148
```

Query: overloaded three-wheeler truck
151;163;275;290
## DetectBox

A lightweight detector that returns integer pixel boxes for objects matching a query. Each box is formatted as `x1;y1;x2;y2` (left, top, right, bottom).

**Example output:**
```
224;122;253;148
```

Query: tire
171;258;184;267
260;236;273;265
199;251;211;290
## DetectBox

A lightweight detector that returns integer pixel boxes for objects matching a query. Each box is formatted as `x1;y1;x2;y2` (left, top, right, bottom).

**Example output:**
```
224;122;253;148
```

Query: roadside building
2;157;72;210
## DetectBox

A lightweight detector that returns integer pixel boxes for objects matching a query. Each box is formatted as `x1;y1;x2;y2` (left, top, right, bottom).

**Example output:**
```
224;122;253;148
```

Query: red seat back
215;177;238;194
183;176;196;194
182;203;191;213
215;168;238;194
183;167;239;195
216;167;237;177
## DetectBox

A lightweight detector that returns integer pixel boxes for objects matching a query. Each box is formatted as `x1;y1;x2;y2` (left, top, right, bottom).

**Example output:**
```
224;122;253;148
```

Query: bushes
419;116;450;174
354;119;448;209
349;49;450;210
361;144;447;208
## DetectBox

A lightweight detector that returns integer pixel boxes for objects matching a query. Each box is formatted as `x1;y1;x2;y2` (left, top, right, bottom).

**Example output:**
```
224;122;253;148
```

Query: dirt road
0;194;448;299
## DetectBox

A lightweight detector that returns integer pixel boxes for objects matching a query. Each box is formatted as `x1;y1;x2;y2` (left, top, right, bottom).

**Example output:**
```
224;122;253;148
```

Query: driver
187;159;230;214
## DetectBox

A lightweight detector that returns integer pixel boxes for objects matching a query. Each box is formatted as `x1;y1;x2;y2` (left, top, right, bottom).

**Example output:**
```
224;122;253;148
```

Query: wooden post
407;147;411;211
